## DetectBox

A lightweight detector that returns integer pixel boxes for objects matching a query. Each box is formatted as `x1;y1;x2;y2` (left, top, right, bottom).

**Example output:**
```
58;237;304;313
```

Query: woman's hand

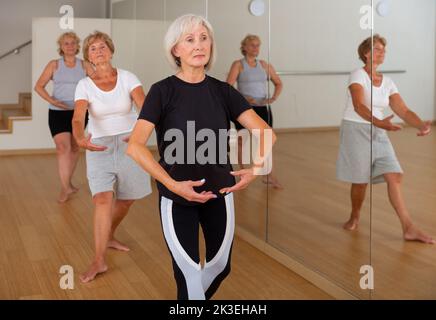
77;134;107;151
244;96;257;105
417;121;432;136
170;179;217;203
51;99;70;110
375;115;402;131
219;168;257;194
263;97;276;105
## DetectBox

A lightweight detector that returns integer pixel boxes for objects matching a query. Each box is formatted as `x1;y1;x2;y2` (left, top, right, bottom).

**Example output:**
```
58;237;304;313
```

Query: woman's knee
54;133;73;151
385;173;403;184
55;141;71;154
117;199;135;209
93;192;113;206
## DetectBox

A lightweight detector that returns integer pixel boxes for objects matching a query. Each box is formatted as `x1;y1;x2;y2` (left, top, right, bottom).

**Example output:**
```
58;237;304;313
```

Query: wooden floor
2;126;434;300
0;149;331;300
248;126;436;300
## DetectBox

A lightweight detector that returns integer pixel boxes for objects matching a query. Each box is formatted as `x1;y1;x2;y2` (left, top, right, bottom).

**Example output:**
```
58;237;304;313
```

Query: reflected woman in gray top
35;32;93;203
227;34;283;188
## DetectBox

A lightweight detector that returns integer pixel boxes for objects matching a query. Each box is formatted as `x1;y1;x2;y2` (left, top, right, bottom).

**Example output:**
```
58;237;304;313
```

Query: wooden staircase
0;93;32;134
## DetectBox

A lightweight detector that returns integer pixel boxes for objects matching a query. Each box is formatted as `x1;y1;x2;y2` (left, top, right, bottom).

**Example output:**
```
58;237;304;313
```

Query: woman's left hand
417;121;432;136
122;135;131;143
264;97;276;105
219;168;257;194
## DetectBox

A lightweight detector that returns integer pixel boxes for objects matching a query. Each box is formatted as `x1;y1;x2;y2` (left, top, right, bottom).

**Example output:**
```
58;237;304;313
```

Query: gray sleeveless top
236;58;267;106
49;58;86;111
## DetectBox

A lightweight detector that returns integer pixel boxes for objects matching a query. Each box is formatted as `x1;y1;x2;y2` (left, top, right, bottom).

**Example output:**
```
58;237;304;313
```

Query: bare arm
120;86;147;143
261;61;283;103
130;86;146;113
349;83;401;131
72;100;107;151
219;109;277;194
226;60;241;86
389;93;430;136
127;120;216;203
34;60;69;109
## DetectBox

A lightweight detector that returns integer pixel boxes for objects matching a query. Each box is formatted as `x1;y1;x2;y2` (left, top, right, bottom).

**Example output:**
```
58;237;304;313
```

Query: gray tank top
236;58;267;106
49;58;86;111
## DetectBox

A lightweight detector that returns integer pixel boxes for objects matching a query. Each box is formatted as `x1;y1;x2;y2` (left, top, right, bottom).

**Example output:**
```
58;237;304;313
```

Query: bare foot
57;188;75;203
404;225;435;244
107;238;130;252
80;261;108;283
343;217;359;231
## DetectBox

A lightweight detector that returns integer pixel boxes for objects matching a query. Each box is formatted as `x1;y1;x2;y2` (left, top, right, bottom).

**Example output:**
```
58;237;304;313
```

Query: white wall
266;0;435;128
2;0;435;150
0;0;107;105
374;0;435;123
112;0;435;130
0;18;111;150
268;0;371;128
110;18;173;146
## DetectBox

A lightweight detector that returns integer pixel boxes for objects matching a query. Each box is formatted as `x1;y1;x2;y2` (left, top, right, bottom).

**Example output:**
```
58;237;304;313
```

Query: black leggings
159;193;235;300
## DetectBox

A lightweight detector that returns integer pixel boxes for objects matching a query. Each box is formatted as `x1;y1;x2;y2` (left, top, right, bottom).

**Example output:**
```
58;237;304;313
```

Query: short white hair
164;14;216;71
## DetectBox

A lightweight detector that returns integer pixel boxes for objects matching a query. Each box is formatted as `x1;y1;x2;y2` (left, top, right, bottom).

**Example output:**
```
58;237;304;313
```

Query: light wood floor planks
2;126;433;300
261;126;436;299
0;147;331;300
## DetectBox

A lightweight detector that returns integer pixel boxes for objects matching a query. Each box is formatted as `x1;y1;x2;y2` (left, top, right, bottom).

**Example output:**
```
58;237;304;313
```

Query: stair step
0;104;21;109
0;118;11;133
2;108;31;119
0;92;32;134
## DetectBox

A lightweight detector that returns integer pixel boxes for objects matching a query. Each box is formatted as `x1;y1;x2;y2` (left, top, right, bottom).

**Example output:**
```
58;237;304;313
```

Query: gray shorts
336;120;403;184
86;132;152;199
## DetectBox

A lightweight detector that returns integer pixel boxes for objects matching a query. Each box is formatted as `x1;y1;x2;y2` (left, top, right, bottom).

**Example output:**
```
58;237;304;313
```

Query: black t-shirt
138;75;251;206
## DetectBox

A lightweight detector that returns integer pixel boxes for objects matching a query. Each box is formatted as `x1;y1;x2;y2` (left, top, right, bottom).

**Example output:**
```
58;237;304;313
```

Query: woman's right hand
78;134;108;151
375;115;402;131
170;179;217;203
244;95;257;105
417;121;431;136
51;99;70;110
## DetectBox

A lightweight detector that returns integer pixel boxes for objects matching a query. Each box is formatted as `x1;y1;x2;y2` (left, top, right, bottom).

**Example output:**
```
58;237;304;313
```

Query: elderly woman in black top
127;14;276;300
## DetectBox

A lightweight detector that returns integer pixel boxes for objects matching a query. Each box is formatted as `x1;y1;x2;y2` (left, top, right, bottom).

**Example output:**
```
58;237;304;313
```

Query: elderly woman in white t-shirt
336;34;434;244
73;31;151;283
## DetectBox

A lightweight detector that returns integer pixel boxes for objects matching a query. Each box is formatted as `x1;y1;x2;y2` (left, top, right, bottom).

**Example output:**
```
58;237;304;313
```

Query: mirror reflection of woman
337;34;434;244
227;35;283;189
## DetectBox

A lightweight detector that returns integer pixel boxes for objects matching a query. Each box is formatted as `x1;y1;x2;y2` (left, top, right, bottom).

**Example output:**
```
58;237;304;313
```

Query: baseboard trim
0;148;58;156
274;126;339;133
235;226;359;300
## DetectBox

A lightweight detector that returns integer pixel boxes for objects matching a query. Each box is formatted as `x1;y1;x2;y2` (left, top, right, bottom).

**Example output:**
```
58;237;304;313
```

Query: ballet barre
276;70;406;76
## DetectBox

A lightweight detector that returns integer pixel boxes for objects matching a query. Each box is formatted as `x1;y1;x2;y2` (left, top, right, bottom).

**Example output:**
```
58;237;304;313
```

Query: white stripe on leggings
201;192;235;292
160;196;204;300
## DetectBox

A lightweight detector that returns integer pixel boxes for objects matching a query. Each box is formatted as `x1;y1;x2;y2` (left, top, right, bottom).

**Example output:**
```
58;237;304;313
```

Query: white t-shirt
343;68;399;124
74;68;142;138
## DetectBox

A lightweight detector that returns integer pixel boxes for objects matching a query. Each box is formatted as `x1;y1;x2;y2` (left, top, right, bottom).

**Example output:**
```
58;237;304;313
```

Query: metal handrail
277;70;406;76
0;40;32;61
